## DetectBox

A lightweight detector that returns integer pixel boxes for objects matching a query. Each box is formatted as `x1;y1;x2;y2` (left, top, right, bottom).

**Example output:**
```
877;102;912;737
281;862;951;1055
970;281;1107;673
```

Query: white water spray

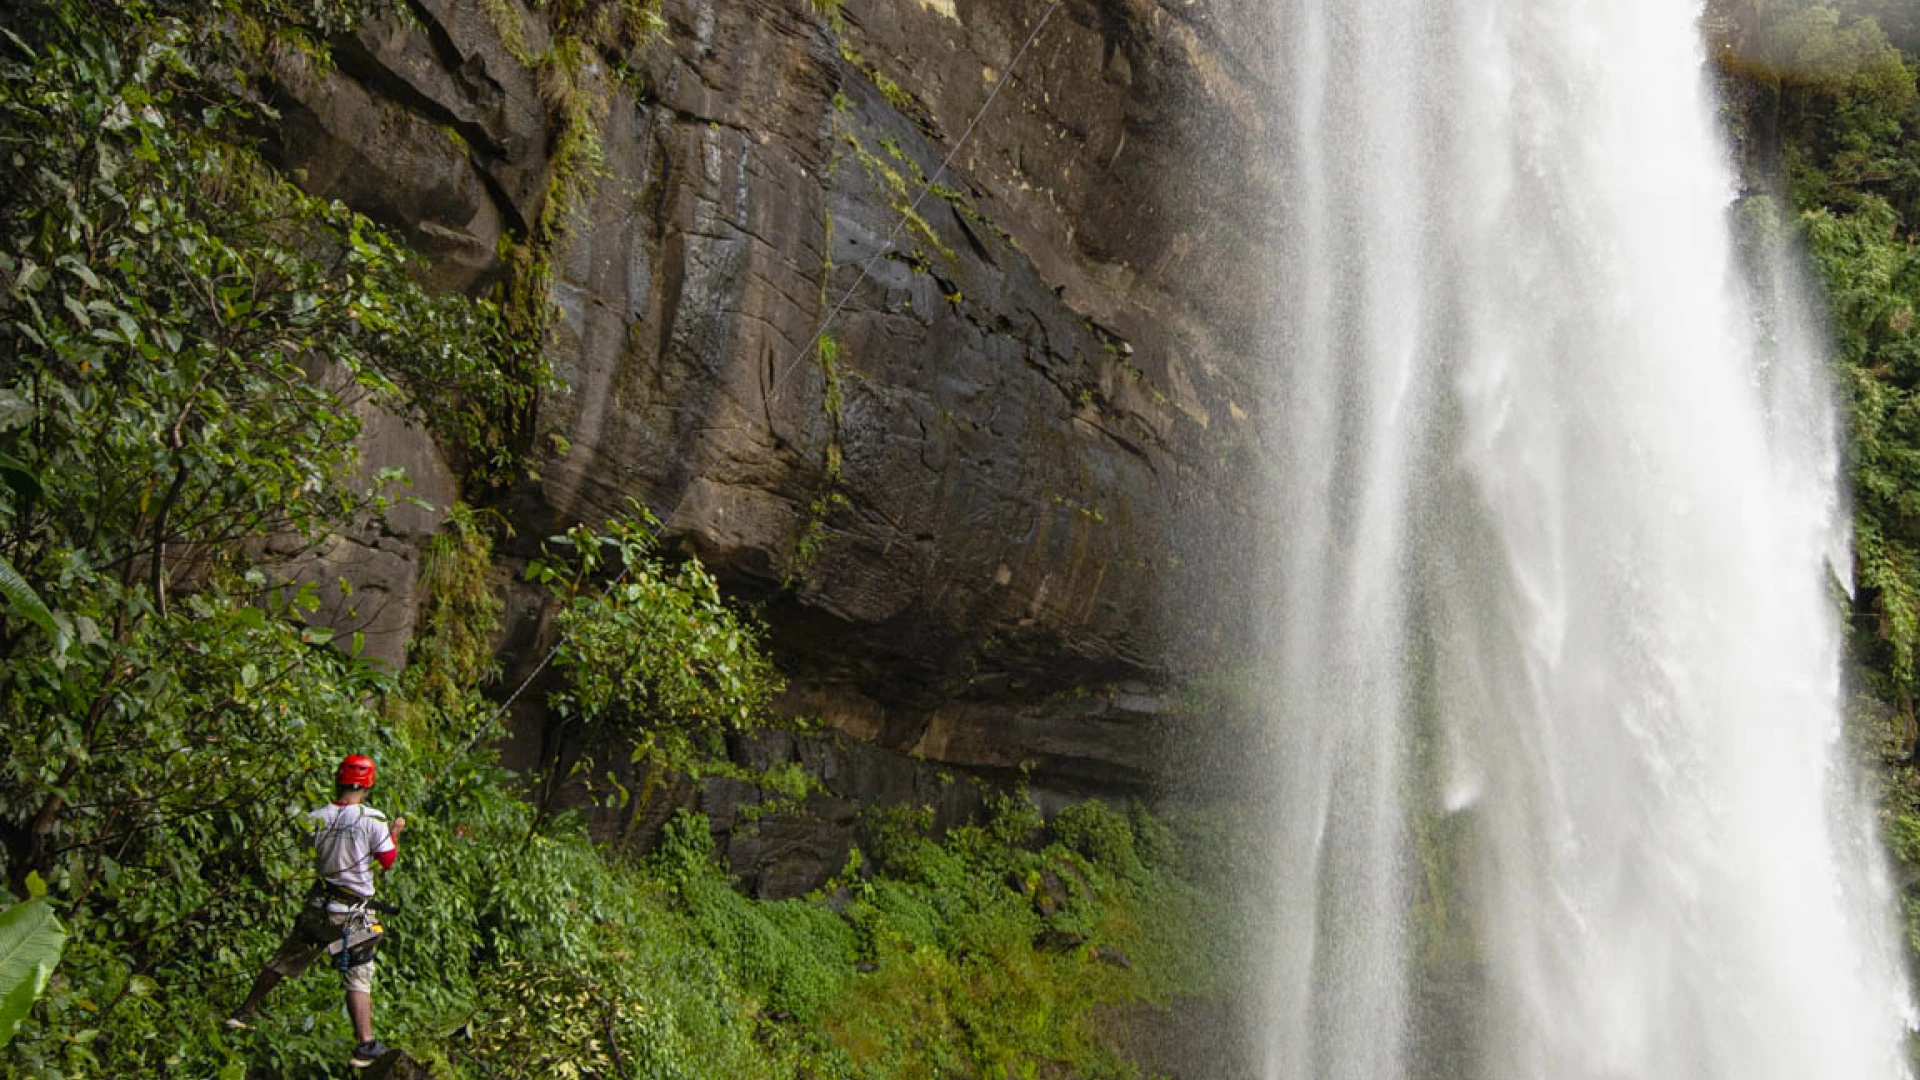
1256;2;1914;1077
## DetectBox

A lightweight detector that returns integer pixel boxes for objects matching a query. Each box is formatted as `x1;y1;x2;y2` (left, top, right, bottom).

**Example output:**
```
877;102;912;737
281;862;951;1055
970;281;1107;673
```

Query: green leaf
0;899;67;1050
0;554;60;647
0;391;31;430
0;26;37;61
0;452;42;502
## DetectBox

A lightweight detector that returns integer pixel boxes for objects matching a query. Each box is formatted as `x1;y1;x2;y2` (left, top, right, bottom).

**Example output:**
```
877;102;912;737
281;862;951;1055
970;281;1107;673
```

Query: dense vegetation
0;1;1235;1077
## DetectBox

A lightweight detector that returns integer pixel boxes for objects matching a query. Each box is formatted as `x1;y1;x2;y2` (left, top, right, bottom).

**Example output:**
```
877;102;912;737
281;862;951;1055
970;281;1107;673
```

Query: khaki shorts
265;899;376;995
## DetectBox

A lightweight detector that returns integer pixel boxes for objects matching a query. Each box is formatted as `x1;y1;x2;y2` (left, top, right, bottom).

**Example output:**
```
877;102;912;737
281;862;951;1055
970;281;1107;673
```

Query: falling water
1257;2;1914;1078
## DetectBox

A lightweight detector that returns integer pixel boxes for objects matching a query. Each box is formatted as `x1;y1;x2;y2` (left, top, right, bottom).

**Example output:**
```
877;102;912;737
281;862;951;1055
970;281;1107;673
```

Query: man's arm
374;816;405;871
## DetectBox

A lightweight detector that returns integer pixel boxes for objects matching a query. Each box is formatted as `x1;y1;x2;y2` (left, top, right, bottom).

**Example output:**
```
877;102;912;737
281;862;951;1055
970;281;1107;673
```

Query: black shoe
349;1039;392;1068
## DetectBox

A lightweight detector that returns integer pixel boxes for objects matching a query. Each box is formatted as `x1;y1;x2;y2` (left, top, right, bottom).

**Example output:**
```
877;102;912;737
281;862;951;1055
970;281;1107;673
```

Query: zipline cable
419;0;1068;799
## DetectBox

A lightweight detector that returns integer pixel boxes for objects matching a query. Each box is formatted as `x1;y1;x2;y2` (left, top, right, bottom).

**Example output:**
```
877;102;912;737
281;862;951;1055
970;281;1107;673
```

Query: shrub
1048;801;1144;882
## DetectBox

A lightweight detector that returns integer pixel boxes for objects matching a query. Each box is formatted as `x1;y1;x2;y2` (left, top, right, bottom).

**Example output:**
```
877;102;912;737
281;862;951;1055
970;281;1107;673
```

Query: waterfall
1255;1;1915;1077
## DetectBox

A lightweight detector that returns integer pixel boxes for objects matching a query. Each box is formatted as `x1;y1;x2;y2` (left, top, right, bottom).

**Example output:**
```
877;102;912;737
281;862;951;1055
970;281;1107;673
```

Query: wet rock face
266;0;1270;807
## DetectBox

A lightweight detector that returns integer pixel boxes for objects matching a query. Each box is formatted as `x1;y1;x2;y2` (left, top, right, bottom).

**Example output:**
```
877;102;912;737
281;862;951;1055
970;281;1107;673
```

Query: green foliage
0;0;543;690
818;333;846;419
835;43;924;130
1809;198;1920;694
463;959;644;1078
838;129;958;265
381;776;790;1080
789;329;852;584
1;6;546;499
535;36;614;241
0;897;65;1051
0;0;535;923
0;593;393;1075
1886;814;1920;967
984;786;1045;850
1715;1;1920;218
1713;3;1920;707
540;0;667;56
476;0;667;428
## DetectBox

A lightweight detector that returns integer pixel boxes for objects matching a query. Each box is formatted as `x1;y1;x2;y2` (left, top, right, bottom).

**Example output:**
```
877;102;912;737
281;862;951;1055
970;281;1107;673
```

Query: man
226;753;407;1069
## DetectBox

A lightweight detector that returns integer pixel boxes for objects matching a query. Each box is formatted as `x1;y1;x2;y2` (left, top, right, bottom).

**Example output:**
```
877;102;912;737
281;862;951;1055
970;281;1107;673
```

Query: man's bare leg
227;968;284;1026
346;990;373;1044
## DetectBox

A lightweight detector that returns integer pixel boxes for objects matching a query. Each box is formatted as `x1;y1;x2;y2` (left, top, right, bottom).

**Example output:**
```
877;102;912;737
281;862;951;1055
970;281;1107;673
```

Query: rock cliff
262;0;1274;891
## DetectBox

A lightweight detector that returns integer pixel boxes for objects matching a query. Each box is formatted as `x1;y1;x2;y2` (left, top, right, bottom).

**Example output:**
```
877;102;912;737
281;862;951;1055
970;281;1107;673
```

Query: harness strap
334;921;355;973
311;880;372;908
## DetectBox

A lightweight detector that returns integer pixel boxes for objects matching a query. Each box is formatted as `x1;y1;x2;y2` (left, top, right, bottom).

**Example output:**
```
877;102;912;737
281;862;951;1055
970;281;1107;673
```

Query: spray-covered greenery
1712;0;1920;1009
1712;3;1920;697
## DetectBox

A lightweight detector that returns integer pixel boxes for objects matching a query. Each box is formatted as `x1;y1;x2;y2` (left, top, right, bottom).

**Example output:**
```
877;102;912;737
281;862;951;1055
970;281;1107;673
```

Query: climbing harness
307;881;395;973
329;915;385;972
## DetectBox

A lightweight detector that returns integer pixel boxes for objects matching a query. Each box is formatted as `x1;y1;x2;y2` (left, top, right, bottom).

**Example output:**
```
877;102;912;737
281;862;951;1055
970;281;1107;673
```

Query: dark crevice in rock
327;22;533;237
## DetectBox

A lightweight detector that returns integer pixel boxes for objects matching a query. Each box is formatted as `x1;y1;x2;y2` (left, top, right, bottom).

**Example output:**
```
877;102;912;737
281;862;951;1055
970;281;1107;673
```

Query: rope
420;0;1068;799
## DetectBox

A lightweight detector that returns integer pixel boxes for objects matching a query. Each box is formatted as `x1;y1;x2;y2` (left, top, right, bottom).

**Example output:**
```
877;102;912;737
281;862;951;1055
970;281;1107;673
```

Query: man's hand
390;816;407;839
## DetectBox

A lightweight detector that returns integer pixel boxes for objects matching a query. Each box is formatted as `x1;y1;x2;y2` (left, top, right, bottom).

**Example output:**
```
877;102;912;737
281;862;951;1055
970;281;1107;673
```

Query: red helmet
336;754;377;789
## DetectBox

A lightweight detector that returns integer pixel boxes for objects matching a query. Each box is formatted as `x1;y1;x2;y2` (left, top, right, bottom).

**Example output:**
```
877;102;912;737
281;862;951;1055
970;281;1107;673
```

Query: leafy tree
0;2;537;1071
529;511;790;833
0;0;537;870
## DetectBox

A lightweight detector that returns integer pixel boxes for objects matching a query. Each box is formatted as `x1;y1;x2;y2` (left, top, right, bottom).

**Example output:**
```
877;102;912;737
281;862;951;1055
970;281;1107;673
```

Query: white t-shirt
308;801;396;908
